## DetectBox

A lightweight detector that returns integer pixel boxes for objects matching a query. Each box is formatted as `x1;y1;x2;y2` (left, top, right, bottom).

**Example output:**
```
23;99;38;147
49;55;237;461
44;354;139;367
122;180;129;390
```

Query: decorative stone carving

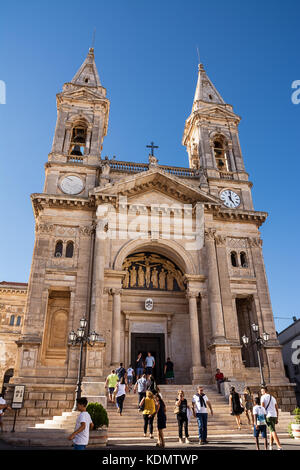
21;349;37;369
122;252;185;291
227;237;248;249
35;223;55;233
248;237;263;247
55;226;77;236
204;228;216;241
79;224;96;237
215;234;227;246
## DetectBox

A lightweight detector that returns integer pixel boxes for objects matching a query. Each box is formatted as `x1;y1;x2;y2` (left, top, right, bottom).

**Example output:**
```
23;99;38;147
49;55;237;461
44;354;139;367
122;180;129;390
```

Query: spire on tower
70;47;101;88
192;63;225;112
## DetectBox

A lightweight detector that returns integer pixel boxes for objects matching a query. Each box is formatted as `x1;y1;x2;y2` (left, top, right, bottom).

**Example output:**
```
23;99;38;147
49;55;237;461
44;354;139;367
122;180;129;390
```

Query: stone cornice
212;208;268;227
31;193;95;217
0;283;28;295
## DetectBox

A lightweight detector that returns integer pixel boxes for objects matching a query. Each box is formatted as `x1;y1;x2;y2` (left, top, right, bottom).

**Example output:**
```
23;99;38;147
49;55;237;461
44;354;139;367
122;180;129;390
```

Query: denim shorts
136;368;144;376
253;425;267;438
73;444;86;450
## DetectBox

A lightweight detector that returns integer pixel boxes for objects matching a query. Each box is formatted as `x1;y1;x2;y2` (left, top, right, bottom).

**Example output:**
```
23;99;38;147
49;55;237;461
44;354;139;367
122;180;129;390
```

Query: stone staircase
1;384;292;447
106;384;292;445
2;411;106;447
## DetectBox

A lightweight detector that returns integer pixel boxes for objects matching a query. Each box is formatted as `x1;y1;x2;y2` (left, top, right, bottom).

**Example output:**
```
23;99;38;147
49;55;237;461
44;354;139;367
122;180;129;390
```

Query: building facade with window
0;282;27;392
278;318;300;406
1;49;291;418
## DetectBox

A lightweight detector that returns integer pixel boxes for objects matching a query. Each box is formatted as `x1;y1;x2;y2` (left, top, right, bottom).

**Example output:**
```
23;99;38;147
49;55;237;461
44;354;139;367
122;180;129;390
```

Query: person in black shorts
164;357;175;384
155;391;167;448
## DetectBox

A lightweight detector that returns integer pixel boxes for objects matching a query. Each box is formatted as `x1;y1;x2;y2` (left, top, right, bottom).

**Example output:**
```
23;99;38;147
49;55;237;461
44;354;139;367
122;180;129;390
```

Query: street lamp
69;318;101;411
241;323;270;387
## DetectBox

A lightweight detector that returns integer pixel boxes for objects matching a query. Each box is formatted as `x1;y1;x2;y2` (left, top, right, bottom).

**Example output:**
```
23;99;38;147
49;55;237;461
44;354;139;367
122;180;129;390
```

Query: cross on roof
146;141;159;156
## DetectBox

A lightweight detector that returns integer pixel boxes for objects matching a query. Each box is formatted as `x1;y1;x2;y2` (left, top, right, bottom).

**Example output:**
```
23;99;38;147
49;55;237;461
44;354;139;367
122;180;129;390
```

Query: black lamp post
69;318;101;411
242;323;270;387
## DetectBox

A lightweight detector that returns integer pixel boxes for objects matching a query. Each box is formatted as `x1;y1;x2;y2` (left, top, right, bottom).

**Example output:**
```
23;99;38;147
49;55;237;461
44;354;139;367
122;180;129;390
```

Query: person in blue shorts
252;396;267;450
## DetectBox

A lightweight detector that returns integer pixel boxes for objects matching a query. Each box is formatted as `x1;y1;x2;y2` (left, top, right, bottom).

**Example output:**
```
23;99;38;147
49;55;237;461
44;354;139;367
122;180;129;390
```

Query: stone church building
0;49;290;415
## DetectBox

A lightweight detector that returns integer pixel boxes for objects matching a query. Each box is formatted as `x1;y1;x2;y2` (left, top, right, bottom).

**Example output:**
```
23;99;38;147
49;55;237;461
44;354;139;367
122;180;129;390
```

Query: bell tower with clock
44;47;110;197
182;63;254;211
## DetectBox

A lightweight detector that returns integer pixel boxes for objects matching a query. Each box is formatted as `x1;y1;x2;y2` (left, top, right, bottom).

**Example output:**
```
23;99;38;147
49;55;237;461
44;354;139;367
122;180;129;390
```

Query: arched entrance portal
120;251;189;384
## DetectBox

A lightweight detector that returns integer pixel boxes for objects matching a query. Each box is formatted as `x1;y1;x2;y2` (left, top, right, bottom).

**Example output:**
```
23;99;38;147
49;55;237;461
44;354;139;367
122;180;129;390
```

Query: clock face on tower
60;175;84;195
220;189;240;209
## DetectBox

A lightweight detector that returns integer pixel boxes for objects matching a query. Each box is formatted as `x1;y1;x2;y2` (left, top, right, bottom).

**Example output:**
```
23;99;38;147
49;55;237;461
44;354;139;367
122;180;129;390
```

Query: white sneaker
269;444;273;450
179;438;184;444
185;438;191;444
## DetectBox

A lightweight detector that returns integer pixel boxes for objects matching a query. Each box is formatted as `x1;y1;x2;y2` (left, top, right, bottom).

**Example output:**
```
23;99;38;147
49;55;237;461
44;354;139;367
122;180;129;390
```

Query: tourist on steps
215;368;225;394
145;352;155;377
260;386;283;450
105;369;119;403
0;393;12;432
68;397;93;450
229;386;244;430
147;374;158;395
252;396;268;450
136;352;144;379
155;391;167;448
116;363;127;382
114;376;128;416
133;373;147;410
175;390;190;444
243;386;254;425
164;357;175;384
139;391;157;438
192;386;213;445
127;365;135;392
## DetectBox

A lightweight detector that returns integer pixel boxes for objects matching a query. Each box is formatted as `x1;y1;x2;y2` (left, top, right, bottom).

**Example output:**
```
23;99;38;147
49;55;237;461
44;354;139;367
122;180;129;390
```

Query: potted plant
290;407;300;439
86;402;109;446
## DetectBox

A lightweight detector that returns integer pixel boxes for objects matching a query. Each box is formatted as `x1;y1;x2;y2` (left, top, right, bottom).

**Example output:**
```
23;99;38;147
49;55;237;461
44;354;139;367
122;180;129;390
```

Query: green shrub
292;407;300;424
86;402;109;429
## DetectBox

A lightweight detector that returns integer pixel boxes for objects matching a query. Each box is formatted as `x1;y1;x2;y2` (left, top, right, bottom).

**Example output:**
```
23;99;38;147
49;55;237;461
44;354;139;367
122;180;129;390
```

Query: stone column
227;143;237;172
111;288;122;366
187;290;201;368
204;229;226;341
215;234;240;342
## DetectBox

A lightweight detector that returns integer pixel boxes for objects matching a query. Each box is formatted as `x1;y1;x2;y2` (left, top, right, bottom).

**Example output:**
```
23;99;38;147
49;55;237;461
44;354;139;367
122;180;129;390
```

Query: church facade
1;49;289;411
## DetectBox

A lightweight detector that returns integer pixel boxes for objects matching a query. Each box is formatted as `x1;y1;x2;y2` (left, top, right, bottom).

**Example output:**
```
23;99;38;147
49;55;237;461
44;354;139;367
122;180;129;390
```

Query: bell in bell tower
51;47;110;160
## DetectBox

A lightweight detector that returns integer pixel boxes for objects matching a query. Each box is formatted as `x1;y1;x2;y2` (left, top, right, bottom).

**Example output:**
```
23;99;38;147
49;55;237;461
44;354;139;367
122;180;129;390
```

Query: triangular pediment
59;87;106;102
94;167;221;206
196;104;239;120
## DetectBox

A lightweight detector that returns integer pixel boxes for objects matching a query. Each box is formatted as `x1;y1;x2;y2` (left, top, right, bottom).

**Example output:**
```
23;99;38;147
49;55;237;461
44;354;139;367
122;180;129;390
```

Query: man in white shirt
0;393;11;432
192;386;213;445
68;397;94;450
260;386;282;450
145;352;155;377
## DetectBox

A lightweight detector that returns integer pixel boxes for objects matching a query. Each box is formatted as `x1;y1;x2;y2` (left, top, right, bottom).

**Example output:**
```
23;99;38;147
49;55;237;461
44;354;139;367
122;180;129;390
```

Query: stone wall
3;383;75;431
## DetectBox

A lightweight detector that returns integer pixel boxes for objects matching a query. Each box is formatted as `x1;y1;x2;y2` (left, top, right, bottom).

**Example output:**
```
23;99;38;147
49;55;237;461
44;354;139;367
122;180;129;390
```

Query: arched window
66;241;74;258
54;241;63;258
213;138;231;172
240;252;248;268
16;316;22;326
9;315;15;326
2;368;14;394
69;121;87;156
231;251;238;267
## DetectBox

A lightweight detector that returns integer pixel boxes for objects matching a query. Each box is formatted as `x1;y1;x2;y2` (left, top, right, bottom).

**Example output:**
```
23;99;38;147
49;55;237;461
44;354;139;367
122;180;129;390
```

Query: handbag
174;405;180;414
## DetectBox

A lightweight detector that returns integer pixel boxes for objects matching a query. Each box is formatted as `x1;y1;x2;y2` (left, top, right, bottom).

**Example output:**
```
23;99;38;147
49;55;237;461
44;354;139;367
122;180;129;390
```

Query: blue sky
0;0;299;333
